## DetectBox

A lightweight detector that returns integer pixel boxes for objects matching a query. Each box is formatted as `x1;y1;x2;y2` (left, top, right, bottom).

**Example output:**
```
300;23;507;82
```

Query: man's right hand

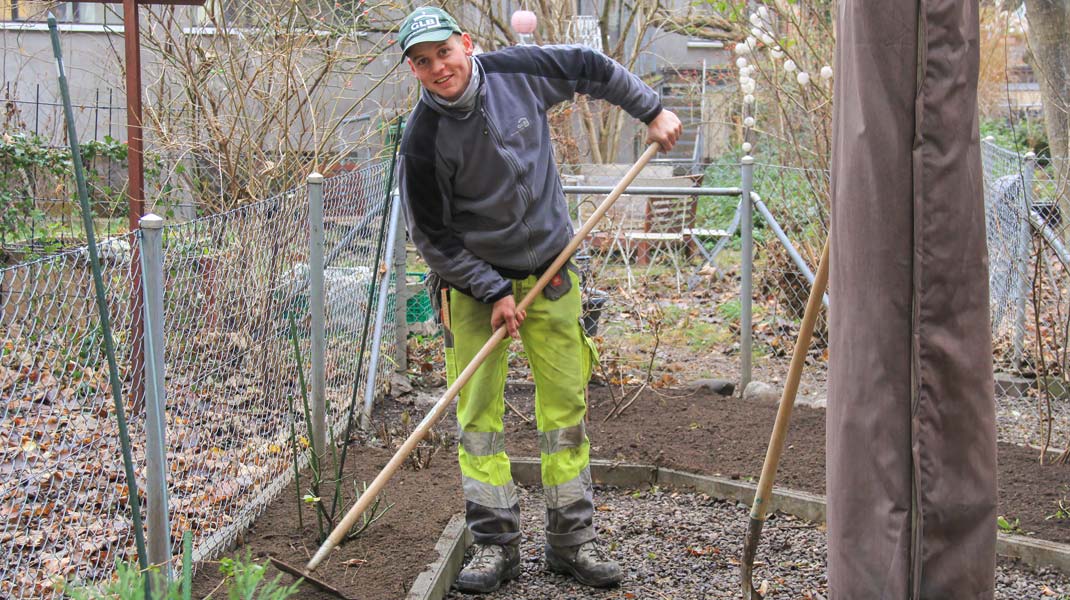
647;109;683;152
491;294;526;340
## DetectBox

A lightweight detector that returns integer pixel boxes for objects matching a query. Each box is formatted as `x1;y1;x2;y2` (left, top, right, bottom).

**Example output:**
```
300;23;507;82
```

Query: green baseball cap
398;7;462;55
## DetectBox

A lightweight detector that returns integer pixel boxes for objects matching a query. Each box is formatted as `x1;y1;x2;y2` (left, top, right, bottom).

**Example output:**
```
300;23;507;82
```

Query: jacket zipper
908;0;927;597
481;106;540;272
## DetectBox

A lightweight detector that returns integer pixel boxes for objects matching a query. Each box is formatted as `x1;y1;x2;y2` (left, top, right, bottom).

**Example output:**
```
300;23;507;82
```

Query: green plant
218;553;301;600
345;481;395;540
996;515;1021;533
718;299;742;321
980;117;1050;159
0;132;130;253
286;314;392;543
1047;499;1070;522
66;532;197;600
66;563;176;600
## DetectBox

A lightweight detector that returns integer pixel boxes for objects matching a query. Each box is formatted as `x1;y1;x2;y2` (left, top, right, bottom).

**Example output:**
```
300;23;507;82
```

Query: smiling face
406;33;474;101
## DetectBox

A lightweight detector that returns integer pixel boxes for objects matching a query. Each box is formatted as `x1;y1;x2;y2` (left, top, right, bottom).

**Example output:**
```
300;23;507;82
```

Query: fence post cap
140;213;165;229
741;155;755;165
1024;152;1036;161
308;172;325;184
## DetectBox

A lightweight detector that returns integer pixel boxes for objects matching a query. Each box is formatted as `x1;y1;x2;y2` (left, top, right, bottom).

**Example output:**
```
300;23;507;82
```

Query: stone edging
406;513;471;600
406;458;1070;600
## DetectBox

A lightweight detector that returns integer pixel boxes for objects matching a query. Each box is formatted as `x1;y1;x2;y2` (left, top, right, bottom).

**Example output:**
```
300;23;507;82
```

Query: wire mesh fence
751;162;830;351
1;236;143;597
0;160;400;595
981;140;1070;453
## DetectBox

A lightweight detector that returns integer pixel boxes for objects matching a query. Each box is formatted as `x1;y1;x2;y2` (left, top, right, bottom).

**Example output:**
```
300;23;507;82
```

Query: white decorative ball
744;94;755;104
746;36;758;50
783;59;796;72
797;71;810;86
758;6;769;20
742;142;753;153
734;43;751;56
741;79;756;94
736;57;748;69
749;13;761;26
761;34;774;45
744;116;756;128
821;65;833;79
770;47;784;59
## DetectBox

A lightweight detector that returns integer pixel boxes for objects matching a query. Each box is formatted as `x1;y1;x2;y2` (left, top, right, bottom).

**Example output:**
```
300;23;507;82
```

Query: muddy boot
454;543;521;593
545;540;622;588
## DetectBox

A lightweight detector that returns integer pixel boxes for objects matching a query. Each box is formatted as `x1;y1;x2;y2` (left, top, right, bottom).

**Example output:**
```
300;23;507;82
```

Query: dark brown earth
192;383;1070;599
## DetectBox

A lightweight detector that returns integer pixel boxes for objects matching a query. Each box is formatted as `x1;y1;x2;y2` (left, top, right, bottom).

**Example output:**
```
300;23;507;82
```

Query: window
194;0;260;29
2;1;123;25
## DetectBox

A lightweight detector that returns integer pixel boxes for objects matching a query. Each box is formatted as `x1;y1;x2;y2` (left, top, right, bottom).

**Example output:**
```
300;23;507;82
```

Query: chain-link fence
1;233;142;597
0;160;401;596
981;141;1070;364
981;139;1070;452
750;162;830;351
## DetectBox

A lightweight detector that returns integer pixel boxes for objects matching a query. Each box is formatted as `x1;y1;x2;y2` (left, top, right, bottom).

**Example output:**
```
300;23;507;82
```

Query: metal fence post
308;172;327;462
1013;152;1035;365
392;194;409;373
138;213;172;579
362;191;404;427
740;156;755;392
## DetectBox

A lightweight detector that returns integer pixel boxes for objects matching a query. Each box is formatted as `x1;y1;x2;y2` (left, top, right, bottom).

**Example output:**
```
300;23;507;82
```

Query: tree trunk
1024;0;1069;160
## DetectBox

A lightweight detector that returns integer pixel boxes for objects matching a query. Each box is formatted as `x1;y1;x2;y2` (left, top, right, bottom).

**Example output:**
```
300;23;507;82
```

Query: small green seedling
996;515;1020;533
1046;500;1069;522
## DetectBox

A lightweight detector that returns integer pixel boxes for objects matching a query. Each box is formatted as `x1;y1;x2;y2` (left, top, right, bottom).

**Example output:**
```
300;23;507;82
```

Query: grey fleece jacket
399;44;662;303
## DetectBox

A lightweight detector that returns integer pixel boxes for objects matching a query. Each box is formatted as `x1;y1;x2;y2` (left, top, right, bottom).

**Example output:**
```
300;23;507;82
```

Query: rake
741;237;829;599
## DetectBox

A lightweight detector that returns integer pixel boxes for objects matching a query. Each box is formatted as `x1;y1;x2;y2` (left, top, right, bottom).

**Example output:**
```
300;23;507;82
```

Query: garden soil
191;384;1070;599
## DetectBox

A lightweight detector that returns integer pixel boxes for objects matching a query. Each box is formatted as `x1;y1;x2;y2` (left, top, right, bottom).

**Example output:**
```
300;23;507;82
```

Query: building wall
2;2;733;164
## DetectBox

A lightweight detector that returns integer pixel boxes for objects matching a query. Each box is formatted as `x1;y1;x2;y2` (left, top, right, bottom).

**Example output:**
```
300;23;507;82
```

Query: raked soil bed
192;383;1070;599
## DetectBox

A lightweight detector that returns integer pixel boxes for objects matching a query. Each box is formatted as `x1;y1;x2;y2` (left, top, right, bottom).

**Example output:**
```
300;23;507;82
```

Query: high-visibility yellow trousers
444;269;597;547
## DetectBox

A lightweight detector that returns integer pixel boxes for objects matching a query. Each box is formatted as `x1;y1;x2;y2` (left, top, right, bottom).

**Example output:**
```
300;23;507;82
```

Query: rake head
270;556;356;600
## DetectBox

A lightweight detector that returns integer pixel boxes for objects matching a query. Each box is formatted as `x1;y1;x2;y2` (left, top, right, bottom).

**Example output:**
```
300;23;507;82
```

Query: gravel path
446;485;1070;599
996;394;1070;453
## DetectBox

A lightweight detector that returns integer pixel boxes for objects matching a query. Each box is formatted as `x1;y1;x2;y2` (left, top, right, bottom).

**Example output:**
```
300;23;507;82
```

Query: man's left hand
491;295;525;340
647;109;683;152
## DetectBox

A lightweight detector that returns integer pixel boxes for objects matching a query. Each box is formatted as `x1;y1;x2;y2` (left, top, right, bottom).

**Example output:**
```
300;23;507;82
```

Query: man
396;6;681;593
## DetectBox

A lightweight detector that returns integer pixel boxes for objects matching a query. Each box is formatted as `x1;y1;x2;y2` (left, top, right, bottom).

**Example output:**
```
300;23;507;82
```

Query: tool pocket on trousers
543;262;578;301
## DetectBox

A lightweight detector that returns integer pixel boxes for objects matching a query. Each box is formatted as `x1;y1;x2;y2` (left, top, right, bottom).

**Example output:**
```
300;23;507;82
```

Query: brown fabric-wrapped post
827;1;997;598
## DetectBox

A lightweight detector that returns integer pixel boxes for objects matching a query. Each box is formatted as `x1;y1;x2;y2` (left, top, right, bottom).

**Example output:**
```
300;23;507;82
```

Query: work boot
545;540;622;588
454;543;521;593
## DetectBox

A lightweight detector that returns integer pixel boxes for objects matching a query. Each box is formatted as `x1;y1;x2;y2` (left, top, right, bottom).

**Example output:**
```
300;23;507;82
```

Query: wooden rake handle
750;237;829;520
305;143;662;572
741;236;829;599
